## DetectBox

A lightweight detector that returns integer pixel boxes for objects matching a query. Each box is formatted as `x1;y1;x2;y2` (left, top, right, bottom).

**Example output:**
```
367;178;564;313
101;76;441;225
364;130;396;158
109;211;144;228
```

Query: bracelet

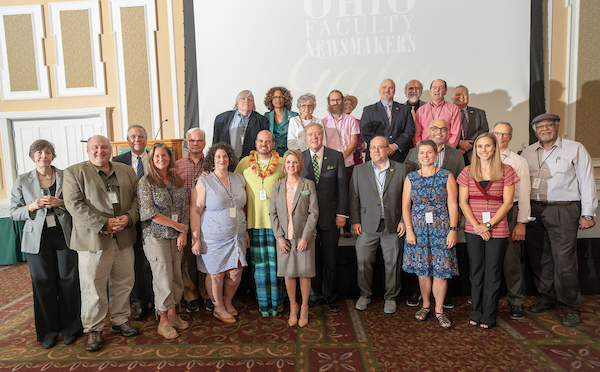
406;226;413;229
449;227;457;231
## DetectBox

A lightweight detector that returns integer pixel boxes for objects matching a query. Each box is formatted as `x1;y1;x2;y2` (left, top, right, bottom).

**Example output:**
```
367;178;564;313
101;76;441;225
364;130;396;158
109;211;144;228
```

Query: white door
12;116;104;174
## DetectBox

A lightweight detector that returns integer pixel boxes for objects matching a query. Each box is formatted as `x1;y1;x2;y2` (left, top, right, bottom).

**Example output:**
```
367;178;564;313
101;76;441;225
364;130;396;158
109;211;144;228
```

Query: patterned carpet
1;262;600;371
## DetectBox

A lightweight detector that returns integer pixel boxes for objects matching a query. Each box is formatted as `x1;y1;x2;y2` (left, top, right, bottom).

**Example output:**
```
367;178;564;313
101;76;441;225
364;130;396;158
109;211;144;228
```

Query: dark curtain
529;0;545;144
183;0;199;147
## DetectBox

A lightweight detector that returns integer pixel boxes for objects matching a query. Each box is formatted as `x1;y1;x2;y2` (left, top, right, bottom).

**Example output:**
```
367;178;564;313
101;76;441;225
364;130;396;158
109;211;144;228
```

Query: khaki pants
143;236;184;312
182;231;208;303
78;239;134;333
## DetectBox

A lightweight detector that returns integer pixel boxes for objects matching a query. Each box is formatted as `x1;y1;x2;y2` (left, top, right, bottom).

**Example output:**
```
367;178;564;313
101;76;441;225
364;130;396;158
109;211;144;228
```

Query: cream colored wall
0;0;186;199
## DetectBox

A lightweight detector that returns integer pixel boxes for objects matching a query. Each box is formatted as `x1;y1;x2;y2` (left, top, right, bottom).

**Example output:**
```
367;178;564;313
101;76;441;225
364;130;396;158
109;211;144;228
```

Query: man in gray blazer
452;85;489;165
63;135;140;352
350;136;407;314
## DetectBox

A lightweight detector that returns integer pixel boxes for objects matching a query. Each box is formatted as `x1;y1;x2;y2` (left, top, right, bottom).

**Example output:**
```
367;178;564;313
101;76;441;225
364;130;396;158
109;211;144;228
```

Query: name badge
230;208;236;218
46;213;56;228
482;212;491;223
425;211;434;224
532;178;541;189
108;191;118;204
171;214;179;223
259;189;267;201
301;190;310;196
338;145;344;153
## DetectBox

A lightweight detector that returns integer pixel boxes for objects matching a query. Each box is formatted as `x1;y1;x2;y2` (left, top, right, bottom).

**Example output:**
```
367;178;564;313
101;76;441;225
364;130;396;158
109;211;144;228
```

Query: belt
531;200;579;207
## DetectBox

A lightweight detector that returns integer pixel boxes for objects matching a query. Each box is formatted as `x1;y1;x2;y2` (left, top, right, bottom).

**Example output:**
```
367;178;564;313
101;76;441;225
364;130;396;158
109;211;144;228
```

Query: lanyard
536;146;557;176
430;101;446;123
214;172;235;208
474;180;494;211
420;169;438;204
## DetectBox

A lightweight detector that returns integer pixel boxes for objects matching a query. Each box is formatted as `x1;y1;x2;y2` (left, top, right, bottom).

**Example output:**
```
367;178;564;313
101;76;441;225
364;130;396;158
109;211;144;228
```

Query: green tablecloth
0;218;26;265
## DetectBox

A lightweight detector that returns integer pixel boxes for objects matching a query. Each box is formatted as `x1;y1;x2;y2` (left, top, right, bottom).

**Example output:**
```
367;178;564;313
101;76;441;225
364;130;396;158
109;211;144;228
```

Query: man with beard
235;130;286;317
404;79;427;120
414;79;461;148
360;79;415;163
323;90;360;179
176;128;213;313
301;123;348;312
213;90;269;158
403;118;465;308
521;113;597;327
452;85;489;165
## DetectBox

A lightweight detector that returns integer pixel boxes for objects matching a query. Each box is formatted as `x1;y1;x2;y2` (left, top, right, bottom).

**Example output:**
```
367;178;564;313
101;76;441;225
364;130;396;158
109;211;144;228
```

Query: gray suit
349;160;407;301
10;167;81;342
403;145;465;179
63;160;139;333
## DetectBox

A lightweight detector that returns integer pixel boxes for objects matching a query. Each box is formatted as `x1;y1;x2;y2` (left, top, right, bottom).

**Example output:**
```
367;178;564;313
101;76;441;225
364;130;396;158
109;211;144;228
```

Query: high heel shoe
298;305;309;327
288;303;298;327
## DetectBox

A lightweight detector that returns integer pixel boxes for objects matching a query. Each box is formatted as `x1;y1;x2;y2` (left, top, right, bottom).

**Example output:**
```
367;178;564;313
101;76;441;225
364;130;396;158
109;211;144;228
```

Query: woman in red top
457;133;518;329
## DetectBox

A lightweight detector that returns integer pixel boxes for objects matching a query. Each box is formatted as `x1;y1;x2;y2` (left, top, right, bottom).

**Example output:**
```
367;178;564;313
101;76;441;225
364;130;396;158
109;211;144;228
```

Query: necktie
312;154;320;184
460;109;469;139
411;105;416;121
386;104;392;125
136;156;144;179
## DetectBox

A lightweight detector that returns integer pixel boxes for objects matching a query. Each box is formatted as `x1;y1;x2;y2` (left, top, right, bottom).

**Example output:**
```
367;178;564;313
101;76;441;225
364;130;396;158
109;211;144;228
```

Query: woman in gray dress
269;150;319;327
190;142;248;324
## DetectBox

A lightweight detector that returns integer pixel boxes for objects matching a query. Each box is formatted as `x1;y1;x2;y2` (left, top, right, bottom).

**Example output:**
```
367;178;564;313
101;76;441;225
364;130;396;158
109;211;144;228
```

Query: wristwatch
484;222;492;230
449;227;458;231
582;215;593;221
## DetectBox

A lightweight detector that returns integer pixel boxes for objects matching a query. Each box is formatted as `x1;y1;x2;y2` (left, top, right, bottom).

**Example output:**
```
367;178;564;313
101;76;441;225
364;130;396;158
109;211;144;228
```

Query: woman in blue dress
402;139;459;329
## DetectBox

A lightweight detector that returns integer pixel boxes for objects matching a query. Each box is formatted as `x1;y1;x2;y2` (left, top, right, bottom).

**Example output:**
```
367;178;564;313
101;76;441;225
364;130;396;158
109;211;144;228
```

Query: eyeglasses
329;99;343;103
370;145;389;150
535;123;556;130
300;104;314;108
272;95;284;100
128;135;146;140
492;132;512;138
429;126;448;132
187;139;205;143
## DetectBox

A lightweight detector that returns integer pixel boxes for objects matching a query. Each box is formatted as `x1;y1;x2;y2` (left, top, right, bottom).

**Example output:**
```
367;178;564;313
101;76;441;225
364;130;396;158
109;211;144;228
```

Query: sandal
435;312;451;330
288;303;298;327
168;315;189;330
480;323;493;330
158;323;179;339
415;307;431;322
469;320;479;327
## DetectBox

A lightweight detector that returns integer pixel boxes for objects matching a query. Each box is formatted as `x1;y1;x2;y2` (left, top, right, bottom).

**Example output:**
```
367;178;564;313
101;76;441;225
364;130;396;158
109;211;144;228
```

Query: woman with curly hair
138;143;189;339
264;86;298;156
191;142;248;324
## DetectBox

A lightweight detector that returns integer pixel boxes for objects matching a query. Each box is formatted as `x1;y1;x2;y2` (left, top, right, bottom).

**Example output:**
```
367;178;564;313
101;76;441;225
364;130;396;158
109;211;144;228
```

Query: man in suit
301;123;348;312
404;79;427;120
350;136;407;314
112;125;154;321
213;90;269;158
414;79;461;148
360;79;415;163
403;118;465;308
64;135;140;352
452;85;489;165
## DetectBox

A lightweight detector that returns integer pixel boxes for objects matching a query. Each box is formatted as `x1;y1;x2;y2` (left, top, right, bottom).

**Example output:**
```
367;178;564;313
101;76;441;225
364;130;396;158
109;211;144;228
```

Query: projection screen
194;0;531;152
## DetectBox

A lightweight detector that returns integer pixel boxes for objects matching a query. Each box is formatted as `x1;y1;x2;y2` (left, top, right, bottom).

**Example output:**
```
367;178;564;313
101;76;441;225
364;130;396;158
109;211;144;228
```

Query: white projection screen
194;0;531;152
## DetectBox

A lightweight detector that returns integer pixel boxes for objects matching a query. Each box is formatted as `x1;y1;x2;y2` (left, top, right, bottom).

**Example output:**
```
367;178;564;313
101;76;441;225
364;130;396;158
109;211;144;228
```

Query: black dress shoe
111;321;139;337
510;305;525;320
63;334;78;345
86;331;103;352
529;301;557;313
42;338;57;349
133;306;147;321
562;313;580;327
327;300;340;312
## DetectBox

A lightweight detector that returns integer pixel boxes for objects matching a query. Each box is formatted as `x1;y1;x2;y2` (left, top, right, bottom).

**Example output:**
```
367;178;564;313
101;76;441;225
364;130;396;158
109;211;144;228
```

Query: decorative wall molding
564;0;579;140
48;0;105;97
0;107;110;194
0;5;50;100
167;0;180;138
109;0;159;140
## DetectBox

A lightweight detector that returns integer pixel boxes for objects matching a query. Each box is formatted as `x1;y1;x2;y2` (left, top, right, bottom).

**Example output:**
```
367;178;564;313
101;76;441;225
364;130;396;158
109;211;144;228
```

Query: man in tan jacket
64;135;140;351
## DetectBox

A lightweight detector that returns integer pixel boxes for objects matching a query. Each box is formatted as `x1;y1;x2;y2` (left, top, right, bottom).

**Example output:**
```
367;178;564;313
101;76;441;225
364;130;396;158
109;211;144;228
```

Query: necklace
249;150;278;178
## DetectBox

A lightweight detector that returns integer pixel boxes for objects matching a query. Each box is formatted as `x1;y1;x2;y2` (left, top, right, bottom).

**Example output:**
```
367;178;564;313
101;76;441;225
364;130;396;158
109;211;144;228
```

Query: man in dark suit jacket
404;79;427;118
213;90;269;158
404;118;465;179
360;79;415;163
301;123;348;312
452;85;489;165
112;125;154;321
350;136;407;314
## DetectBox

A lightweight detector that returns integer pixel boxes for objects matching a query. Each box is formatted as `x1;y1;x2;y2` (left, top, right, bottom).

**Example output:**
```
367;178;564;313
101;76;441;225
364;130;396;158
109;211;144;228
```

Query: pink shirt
414;100;461;148
323;113;360;167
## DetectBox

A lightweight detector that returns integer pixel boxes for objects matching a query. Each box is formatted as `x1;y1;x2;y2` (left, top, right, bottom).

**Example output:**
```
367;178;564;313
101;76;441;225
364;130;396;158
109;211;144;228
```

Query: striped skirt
248;229;285;317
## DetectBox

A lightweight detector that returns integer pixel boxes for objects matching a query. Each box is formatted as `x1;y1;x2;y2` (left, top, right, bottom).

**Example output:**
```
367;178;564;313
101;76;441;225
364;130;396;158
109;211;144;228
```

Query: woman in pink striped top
457;133;518;329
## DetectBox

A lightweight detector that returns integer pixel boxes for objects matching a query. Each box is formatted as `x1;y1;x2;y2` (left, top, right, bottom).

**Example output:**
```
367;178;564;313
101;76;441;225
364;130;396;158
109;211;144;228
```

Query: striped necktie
312;154;320;183
460;109;469;139
386;104;392;125
136;156;144;179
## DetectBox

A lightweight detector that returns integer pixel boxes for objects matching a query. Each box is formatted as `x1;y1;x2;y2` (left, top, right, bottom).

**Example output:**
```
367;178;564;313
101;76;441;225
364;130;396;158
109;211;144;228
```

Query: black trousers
311;226;339;302
465;233;507;326
526;202;582;315
131;224;154;310
25;230;81;342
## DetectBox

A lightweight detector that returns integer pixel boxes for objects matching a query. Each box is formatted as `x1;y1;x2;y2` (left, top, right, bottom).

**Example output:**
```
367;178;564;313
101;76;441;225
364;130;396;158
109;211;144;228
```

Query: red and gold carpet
1;263;599;371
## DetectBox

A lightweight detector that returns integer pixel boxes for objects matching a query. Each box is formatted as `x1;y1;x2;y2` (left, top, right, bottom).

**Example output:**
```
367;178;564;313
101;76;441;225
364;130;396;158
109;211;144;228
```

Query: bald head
87;135;111;169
